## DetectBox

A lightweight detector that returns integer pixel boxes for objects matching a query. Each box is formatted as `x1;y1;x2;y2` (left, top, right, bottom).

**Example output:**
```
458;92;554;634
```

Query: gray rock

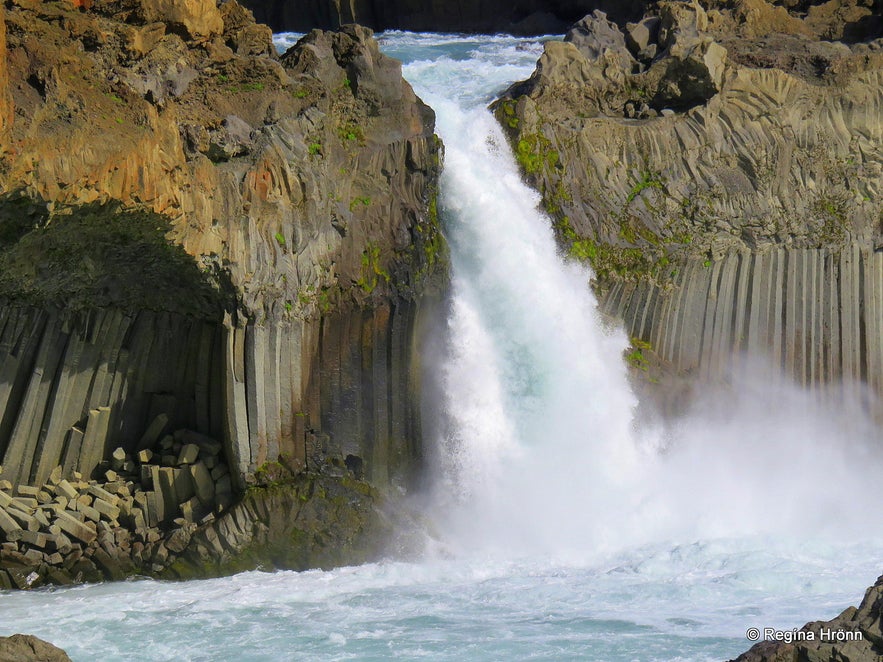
565;10;636;72
625;16;661;58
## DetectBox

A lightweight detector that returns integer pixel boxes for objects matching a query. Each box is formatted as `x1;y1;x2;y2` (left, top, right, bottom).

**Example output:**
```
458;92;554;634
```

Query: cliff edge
494;0;883;411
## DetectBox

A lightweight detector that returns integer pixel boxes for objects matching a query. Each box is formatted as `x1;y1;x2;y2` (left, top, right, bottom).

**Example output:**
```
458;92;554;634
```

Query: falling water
385;34;883;563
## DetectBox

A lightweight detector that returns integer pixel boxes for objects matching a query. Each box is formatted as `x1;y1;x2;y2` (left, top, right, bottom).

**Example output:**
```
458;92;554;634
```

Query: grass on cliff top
0;197;235;318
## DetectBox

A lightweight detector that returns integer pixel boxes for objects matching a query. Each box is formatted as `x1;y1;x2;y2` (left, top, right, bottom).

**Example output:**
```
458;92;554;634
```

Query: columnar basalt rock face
494;1;883;404
0;0;443;582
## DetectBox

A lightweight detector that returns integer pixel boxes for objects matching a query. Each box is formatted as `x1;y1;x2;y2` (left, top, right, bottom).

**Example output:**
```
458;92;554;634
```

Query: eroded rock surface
495;0;883;408
0;0;443;583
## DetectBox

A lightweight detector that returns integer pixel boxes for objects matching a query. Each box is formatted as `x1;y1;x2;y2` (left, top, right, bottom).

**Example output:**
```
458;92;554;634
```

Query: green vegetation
349;196;371;212
0;200;234;318
625;337;652;371
357;242;391;293
228;81;266;93
499;100;519;129
811;194;850;245
274;231;286;247
308;142;322;156
515;133;558;176
626;171;665;203
337;121;365;144
293;89;309;99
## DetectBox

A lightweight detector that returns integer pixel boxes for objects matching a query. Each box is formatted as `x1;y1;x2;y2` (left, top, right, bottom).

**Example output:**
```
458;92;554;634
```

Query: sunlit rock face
0;0;444;584
493;1;883;413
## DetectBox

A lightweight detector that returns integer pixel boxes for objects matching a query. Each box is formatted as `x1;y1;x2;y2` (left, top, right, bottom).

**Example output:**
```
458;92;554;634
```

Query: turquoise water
0;31;881;662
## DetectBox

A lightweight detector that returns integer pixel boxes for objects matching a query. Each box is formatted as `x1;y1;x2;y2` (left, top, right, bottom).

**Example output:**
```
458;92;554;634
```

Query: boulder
0;634;70;662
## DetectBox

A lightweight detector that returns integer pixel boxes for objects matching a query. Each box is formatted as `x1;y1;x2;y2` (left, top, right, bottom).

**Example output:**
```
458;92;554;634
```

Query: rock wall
0;307;225;489
494;1;883;402
0;3;10;157
602;246;883;394
223;302;425;489
0;0;444;581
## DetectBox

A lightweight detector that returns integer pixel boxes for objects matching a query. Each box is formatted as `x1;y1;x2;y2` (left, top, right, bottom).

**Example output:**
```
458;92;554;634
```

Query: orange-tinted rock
0;3;11;157
137;0;223;41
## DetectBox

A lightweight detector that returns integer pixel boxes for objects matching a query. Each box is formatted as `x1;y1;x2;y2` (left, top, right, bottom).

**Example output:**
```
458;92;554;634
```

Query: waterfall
401;38;883;561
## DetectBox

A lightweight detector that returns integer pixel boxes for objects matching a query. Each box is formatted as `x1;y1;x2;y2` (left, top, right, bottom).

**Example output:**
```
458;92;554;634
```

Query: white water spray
402;36;883;560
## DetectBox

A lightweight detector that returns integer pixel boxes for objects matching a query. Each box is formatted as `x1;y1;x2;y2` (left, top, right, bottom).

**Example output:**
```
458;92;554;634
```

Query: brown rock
0;634;70;662
137;0;223;42
0;3;10;157
124;22;166;58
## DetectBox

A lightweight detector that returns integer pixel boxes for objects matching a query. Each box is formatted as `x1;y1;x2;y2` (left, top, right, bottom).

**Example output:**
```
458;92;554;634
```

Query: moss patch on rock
0;199;236;319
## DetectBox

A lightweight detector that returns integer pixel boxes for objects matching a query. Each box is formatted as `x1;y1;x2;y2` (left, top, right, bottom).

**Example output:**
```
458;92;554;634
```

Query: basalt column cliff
495;0;883;410
0;0;444;586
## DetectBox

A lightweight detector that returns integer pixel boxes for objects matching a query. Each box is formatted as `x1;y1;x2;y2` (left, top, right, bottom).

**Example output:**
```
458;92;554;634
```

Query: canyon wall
495;0;883;405
0;0;444;583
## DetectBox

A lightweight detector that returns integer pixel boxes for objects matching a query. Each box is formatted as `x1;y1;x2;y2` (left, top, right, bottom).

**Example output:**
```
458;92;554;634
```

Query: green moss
499;99;519;129
515;133;557;176
349;196;371;212
625;337;652;371
626;171;665;203
274;231;286;247
811;194;851;245
357;242;391;293
337;121;365;145
308;142;322;156
0;200;235;318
